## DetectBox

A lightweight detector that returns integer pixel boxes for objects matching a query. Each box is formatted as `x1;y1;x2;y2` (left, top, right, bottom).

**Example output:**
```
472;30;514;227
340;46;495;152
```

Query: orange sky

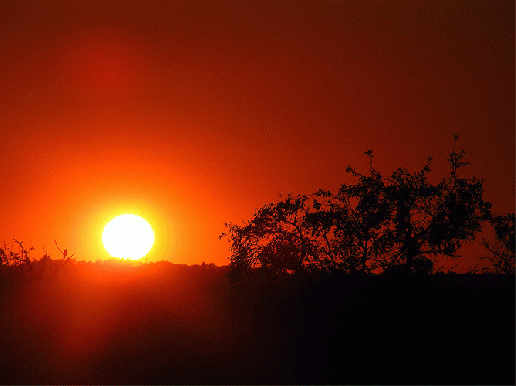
1;0;514;266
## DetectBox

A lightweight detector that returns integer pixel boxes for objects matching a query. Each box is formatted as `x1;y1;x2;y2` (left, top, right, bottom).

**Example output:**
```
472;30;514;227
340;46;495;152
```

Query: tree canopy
222;137;496;276
480;214;515;274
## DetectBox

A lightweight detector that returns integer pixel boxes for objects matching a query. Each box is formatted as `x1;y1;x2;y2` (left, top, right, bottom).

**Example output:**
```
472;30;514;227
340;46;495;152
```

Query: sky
0;0;514;267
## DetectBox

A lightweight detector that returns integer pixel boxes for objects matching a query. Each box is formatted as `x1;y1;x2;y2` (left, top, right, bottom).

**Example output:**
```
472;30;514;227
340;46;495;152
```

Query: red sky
0;0;514;267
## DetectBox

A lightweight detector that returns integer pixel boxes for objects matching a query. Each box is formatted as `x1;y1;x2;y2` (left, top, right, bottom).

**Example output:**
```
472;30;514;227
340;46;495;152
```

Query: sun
102;214;155;259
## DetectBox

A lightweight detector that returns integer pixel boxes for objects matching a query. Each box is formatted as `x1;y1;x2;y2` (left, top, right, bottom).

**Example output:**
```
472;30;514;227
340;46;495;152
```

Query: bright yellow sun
102;214;155;260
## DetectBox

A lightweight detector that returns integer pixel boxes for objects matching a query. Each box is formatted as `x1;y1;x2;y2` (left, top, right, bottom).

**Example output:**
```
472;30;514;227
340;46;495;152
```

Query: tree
221;183;393;275
222;137;492;276
307;155;393;273
380;136;491;273
221;194;318;276
480;213;515;274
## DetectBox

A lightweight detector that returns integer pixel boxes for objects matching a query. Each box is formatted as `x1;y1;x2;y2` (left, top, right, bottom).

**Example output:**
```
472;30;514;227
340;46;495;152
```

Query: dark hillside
0;260;514;384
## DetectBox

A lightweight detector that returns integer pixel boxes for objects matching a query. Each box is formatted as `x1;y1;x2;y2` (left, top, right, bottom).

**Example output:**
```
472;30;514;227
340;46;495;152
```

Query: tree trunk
405;233;418;273
361;240;368;272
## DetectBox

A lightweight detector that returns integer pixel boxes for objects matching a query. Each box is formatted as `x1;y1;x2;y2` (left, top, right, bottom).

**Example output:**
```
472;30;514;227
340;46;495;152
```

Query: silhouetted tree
222;137;492;276
480;213;515;274
221;194;318;276
307;157;393;273
383;137;491;273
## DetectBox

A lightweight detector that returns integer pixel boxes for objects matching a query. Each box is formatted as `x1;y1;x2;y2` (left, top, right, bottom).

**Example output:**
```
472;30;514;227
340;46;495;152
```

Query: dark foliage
222;137;492;275
480;213;516;274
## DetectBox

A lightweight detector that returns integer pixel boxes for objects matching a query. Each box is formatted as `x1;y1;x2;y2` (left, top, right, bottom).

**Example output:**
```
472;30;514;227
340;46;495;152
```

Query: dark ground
0;260;514;385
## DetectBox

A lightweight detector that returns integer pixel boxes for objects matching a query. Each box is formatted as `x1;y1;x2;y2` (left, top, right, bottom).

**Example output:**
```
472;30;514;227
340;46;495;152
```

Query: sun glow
102;214;155;259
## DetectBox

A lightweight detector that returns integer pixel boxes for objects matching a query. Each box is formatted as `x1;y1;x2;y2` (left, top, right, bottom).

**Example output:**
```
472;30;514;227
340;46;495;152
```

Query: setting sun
102;214;155;259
